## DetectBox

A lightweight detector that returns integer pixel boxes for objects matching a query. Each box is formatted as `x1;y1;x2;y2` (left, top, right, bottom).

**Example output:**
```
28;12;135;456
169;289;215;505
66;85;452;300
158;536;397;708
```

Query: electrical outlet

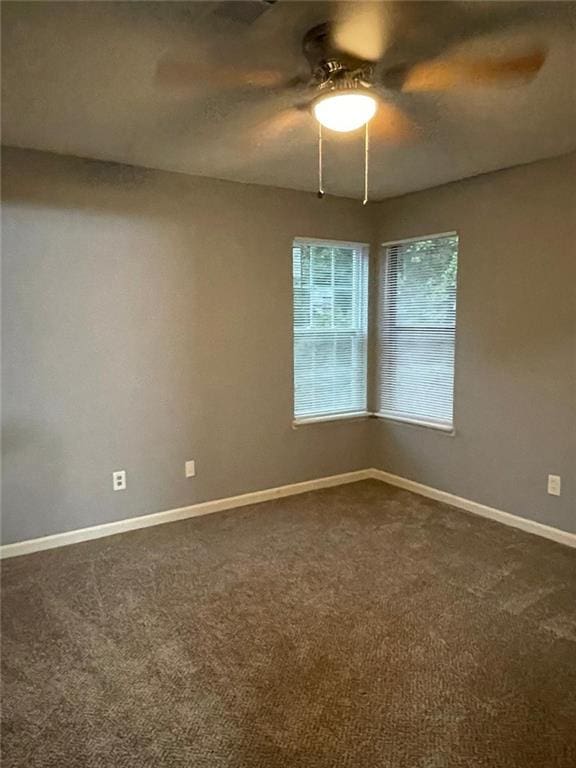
185;460;196;478
112;470;126;491
547;474;561;497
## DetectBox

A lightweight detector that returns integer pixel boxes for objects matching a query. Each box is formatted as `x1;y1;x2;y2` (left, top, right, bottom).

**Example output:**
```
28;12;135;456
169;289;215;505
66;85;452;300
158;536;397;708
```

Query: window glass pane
394;238;458;327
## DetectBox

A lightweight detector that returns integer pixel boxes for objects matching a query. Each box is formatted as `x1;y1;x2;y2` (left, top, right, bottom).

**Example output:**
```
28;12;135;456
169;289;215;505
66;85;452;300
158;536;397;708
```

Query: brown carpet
2;480;576;767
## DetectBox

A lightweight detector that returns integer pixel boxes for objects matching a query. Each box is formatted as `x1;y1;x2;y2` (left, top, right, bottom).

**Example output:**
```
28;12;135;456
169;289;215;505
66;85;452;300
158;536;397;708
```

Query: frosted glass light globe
313;92;377;133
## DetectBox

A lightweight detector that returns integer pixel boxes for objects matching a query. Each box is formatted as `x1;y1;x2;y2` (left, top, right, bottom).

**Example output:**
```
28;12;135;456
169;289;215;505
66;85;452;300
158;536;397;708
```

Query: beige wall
1;148;372;544
370;154;576;533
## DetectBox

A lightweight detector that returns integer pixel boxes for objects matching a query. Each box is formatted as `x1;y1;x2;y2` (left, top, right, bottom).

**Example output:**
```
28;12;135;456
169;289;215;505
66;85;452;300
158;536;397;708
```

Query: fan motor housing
315;70;373;99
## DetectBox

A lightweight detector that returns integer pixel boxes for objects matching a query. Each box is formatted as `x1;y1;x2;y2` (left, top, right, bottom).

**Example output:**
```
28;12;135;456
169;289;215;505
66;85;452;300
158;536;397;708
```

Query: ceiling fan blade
370;102;417;143
332;1;392;62
401;48;547;92
156;56;290;90
254;106;309;142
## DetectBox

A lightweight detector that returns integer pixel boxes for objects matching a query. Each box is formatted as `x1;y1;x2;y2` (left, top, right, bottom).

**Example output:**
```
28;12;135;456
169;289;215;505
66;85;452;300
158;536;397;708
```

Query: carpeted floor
2;480;576;768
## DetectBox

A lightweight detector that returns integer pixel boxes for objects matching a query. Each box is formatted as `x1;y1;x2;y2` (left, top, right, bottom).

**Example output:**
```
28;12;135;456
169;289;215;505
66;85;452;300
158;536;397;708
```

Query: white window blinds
293;239;368;422
377;233;458;430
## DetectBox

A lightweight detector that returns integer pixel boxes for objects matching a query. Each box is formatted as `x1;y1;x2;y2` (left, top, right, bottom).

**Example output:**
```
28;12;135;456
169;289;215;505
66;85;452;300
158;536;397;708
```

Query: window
377;233;458;431
293;238;368;422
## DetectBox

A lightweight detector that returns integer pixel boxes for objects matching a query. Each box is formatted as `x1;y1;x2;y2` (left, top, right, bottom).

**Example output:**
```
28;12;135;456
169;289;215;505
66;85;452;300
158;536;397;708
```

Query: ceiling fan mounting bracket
303;22;372;81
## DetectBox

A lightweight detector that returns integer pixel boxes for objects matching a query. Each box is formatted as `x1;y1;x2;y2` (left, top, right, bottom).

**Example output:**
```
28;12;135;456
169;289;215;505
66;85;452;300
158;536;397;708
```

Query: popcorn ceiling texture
2;1;576;199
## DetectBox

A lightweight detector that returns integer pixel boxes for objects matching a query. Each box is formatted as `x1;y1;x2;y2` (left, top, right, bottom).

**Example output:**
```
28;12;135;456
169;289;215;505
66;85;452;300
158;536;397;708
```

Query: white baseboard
2;467;573;559
369;468;576;549
0;469;372;560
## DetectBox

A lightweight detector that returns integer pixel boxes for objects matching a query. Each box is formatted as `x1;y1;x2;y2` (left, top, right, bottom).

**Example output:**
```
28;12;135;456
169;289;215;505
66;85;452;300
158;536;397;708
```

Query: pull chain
317;122;324;199
363;121;369;206
317;121;368;204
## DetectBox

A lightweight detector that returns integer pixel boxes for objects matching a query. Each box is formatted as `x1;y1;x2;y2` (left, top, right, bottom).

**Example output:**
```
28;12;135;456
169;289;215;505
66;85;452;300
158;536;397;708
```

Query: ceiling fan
156;1;556;196
157;1;551;129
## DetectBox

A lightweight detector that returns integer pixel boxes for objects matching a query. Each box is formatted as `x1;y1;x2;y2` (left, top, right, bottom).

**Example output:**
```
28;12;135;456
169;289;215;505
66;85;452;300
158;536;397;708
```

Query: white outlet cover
547;474;561;497
113;470;126;491
185;460;196;478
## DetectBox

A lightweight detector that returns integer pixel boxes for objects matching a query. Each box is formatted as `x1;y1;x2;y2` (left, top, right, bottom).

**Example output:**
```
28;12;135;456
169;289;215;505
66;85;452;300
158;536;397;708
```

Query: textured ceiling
2;1;576;199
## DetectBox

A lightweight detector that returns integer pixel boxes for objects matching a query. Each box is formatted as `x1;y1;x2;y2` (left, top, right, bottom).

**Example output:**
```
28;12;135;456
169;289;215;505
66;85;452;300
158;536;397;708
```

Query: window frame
375;231;459;434
292;236;370;426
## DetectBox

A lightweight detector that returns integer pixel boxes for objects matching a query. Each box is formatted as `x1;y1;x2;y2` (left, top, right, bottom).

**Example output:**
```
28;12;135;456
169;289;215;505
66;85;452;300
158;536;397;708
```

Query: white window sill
292;411;370;427
292;412;455;434
372;412;455;435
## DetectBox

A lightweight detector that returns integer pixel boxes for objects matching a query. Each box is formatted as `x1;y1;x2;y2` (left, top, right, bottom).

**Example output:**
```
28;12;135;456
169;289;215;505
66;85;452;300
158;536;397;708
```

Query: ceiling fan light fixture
313;91;377;133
